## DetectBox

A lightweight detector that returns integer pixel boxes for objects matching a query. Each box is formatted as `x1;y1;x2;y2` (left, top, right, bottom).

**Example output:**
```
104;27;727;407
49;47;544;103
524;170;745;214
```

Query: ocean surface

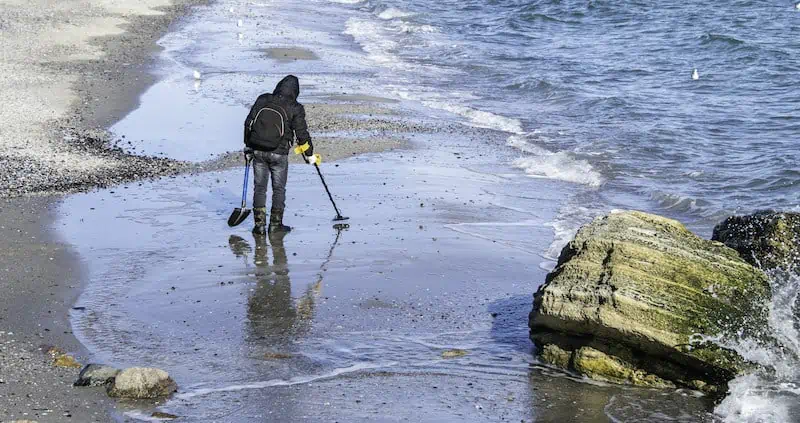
338;0;800;227
64;0;800;421
312;1;800;420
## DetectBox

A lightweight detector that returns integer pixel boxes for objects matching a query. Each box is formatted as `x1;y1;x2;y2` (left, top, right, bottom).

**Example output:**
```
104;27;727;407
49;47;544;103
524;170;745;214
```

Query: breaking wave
508;136;604;187
378;7;415;20
708;271;800;422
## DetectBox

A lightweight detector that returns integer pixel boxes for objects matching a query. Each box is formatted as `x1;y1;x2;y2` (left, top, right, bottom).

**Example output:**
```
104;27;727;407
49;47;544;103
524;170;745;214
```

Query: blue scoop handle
241;156;251;208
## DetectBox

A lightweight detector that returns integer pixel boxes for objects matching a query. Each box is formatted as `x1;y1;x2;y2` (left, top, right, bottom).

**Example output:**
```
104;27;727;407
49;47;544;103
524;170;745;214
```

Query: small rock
107;367;177;399
53;354;82;369
74;364;120;387
441;349;468;358
263;352;293;360
152;411;179;419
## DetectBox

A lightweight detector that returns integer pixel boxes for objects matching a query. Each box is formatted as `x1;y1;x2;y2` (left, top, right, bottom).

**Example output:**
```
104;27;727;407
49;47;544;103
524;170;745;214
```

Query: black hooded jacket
244;75;312;155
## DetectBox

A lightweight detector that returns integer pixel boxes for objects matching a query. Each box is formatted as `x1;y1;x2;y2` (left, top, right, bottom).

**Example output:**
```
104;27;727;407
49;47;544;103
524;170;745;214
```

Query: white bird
193;70;201;80
237;19;243;27
692;68;699;80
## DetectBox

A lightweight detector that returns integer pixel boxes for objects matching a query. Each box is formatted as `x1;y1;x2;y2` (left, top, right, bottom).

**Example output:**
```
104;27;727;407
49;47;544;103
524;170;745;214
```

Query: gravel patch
0;0;207;199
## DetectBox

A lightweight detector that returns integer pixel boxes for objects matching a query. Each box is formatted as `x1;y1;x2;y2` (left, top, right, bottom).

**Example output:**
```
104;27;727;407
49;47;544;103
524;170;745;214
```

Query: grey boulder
107;367;177;399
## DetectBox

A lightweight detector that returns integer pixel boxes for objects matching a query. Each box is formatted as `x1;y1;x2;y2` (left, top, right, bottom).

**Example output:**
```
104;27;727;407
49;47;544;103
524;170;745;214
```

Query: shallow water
63;150;716;421
61;0;800;421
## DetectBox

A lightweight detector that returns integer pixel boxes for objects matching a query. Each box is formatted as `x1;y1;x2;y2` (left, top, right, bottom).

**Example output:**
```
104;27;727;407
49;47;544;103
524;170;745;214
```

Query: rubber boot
268;207;292;233
252;207;268;235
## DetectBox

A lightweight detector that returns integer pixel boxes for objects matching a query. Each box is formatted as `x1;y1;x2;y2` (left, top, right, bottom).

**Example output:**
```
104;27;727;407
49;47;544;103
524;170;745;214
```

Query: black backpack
249;101;288;151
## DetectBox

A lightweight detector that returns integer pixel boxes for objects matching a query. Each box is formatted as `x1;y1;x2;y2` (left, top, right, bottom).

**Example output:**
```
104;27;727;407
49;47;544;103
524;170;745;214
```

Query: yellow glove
294;143;310;155
294;143;321;165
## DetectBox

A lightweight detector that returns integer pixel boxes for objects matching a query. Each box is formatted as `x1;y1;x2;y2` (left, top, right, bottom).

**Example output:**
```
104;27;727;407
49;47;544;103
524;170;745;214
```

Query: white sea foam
389;87;522;134
124;411;175;422
398;22;438;34
508;136;605;187
710;273;800;422
175;362;392;399
715;374;795;423
378;7;415;20
344;17;439;68
344;18;399;65
426;101;524;134
328;0;365;4
542;204;599;269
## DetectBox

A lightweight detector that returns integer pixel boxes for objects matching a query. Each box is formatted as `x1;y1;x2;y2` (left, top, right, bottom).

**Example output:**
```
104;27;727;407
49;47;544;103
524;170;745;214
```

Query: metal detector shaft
314;164;345;218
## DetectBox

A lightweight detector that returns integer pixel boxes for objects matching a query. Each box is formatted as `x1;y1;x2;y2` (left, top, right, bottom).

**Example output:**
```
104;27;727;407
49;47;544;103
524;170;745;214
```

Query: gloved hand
307;153;322;166
243;146;254;160
301;140;314;157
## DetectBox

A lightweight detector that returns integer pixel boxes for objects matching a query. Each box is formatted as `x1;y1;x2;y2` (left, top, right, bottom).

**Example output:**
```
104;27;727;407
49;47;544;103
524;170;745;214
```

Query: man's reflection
228;232;323;344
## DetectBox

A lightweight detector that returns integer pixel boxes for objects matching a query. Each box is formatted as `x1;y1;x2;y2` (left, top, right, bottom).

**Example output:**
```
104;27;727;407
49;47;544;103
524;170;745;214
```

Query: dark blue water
334;0;800;228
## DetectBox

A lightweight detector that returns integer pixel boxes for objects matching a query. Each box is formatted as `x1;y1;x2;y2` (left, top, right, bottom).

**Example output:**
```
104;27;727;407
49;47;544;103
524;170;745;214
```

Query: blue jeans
252;151;289;210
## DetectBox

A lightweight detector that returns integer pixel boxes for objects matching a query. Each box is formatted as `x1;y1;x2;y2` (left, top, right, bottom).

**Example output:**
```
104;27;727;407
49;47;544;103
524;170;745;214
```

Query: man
244;75;314;234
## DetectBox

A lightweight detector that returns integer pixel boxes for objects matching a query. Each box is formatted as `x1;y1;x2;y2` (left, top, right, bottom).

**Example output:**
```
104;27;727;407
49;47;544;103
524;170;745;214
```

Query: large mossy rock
529;211;770;392
712;211;800;272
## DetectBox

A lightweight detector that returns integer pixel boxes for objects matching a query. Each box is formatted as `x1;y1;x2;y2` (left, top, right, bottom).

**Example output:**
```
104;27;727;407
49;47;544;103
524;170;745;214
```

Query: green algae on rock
529;211;771;392
713;211;800;272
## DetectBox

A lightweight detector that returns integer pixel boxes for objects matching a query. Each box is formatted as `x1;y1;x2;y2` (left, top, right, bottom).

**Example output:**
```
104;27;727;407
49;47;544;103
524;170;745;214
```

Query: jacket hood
273;75;299;101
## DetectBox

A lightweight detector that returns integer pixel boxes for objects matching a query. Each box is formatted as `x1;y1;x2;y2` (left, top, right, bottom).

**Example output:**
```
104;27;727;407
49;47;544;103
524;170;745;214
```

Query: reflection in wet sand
228;228;345;346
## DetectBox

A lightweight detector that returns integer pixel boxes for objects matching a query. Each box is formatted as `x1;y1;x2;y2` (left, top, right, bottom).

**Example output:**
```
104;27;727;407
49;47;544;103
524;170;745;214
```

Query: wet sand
0;198;112;422
265;47;320;62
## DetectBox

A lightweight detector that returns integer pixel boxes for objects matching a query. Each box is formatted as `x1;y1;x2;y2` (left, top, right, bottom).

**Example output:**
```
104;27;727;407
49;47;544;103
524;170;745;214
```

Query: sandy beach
0;0;212;198
0;0;205;421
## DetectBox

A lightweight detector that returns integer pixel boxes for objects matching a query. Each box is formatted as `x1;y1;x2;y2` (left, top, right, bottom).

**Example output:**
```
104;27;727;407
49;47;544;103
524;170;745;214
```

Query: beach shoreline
0;1;208;421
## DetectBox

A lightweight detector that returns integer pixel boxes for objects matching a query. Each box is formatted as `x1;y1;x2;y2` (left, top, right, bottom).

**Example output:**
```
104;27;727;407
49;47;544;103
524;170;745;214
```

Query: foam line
175;362;394;400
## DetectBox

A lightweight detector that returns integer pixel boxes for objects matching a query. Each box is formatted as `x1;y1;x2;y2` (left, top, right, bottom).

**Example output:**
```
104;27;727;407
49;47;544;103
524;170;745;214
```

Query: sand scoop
227;154;252;227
